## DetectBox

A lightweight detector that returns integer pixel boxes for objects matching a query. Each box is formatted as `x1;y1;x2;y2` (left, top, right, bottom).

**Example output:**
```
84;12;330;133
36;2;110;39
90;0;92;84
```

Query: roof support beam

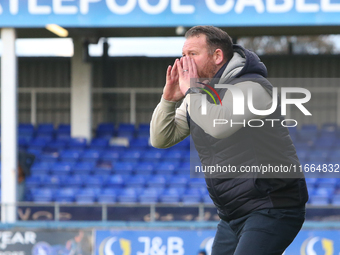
1;28;18;223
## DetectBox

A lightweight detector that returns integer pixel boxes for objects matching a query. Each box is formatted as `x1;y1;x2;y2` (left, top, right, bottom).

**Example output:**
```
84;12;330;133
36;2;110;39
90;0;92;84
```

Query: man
150;26;308;255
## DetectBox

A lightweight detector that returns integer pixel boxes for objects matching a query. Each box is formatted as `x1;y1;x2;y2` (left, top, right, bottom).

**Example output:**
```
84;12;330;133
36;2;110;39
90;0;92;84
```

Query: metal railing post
31;89;37;126
198;204;205;221
54;203;60;221
150;204;156;222
102;204;107;221
130;90;136;124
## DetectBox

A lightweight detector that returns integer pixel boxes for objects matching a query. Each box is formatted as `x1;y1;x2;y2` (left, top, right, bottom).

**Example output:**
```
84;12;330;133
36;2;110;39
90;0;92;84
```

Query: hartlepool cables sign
0;0;340;27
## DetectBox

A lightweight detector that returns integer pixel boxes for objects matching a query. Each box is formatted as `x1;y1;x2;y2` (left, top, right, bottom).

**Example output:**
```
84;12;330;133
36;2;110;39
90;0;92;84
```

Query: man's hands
163;59;182;102
162;57;198;102
177;56;199;95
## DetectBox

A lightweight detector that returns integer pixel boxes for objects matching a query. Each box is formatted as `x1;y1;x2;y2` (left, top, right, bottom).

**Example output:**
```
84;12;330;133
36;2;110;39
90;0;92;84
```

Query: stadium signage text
0;0;340;27
0;232;36;250
1;0;340;15
200;86;311;116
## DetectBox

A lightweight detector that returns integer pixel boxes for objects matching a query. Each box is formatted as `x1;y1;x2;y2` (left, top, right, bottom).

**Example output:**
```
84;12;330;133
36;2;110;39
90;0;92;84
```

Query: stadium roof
0;0;340;38
14;25;340;39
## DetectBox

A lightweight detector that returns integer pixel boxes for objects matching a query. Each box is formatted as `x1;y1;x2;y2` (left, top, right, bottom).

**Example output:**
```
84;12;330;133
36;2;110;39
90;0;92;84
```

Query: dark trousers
211;207;305;255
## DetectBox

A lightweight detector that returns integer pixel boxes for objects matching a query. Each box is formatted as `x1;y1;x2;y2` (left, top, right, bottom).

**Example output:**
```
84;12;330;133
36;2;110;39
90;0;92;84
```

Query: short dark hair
185;26;233;61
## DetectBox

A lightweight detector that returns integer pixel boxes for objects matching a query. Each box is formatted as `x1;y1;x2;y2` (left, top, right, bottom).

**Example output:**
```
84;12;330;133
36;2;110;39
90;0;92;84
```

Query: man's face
182;34;217;79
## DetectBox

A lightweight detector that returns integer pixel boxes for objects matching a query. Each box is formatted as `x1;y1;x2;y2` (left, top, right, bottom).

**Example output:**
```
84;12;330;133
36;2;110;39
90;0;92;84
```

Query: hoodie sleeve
150;97;190;149
187;81;273;139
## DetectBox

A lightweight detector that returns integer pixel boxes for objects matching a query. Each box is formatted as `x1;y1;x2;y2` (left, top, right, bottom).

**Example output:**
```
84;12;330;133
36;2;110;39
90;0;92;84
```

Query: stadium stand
16;122;340;205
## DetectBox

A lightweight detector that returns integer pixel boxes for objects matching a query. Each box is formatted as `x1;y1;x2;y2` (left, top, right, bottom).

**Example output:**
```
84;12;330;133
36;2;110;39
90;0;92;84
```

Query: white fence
17;86;340;127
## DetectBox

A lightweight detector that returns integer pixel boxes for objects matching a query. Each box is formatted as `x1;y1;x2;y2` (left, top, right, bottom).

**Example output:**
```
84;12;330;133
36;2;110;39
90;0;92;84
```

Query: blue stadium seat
142;149;165;163
309;195;330;205
159;188;182;204
332;194;340;205
154;162;178;176
146;175;166;189
93;164;113;176
129;138;150;149
26;175;45;189
182;188;202;204
31;188;55;203
63;175;84;188
59;150;81;163
50;162;74;176
72;162;95;175
296;149;310;162
97;188;117;203
101;151;120;162
294;142;311;152
301;124;318;131
306;186;315;196
120;150;142;163
30;162;51;176
117;123;136;138
38;153;59;163
202;193;213;204
80;149;102;163
19;123;35;136
37;123;54;135
117;188;138;203
308;150;329;163
67;138;87;150
139;188;163;204
172;137;190;150
45;140;67;151
35;133;54;141
297;125;318;142
176;162;191;175
328;156;340;166
56;134;71;141
96;123;115;138
83;175;106;188
75;188;99;204
168;175;189;189
181;151;191;163
57;124;71;135
125;175;146;189
18;137;30;149
105;175;125;189
319;131;337;140
330;148;340;158
317;178;337;189
28;138;48;151
305;178;317;186
163;150;183;162
134;162;154;176
136;123;150;138
107;145;127;152
314;187;334;197
40;175;62;189
54;188;77;203
113;162;135;175
90;138;109;150
314;137;336;149
101;188;120;195
321;123;337;135
287;126;297;135
188;178;206;189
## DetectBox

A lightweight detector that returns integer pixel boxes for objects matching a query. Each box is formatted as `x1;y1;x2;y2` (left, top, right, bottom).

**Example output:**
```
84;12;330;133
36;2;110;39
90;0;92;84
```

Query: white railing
2;202;213;222
18;87;163;125
1;202;338;222
17;87;340;126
